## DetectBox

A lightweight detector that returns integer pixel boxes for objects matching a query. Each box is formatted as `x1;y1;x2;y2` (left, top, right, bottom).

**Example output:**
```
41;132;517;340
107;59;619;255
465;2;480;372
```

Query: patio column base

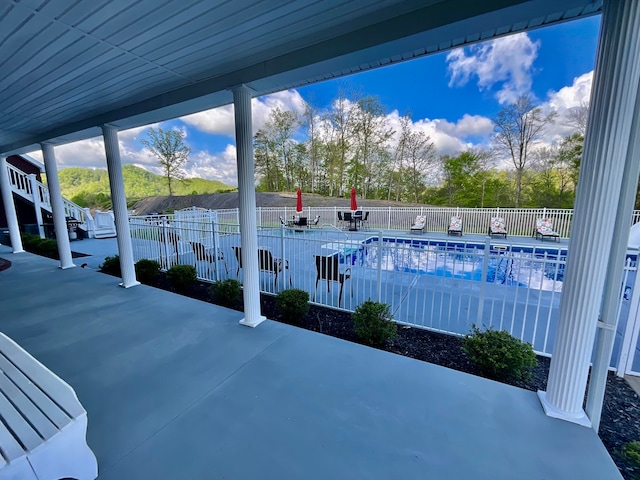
60;264;76;270
119;280;141;289
537;391;591;428
239;315;266;328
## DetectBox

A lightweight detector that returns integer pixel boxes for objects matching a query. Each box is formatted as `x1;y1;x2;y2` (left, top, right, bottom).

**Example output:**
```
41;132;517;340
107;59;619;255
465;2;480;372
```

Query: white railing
128;216;638;369
6;163;90;226
249;205;640;239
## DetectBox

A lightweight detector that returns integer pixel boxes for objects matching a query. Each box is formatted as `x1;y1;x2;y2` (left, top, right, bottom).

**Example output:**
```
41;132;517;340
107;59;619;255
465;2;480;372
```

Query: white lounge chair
93;210;116;238
489;217;507;238
448;216;463;236
410;215;426;233
534;218;560;242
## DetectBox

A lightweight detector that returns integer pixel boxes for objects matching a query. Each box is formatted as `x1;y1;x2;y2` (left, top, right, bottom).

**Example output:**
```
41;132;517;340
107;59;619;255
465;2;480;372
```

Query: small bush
210;279;243;308
100;255;121;277
21;234;60;260
462;325;537;380
353;300;397;347
622;441;640;469
167;264;197;293
135;259;160;284
276;289;310;322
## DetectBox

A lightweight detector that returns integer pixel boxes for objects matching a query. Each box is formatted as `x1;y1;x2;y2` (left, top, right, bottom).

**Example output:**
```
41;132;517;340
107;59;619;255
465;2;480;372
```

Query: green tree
140;127;190;196
349;96;394;198
492;95;556;207
253;107;299;191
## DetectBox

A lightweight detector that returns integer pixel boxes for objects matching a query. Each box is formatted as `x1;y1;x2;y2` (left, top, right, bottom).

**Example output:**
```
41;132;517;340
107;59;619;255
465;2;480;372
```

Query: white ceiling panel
0;0;602;153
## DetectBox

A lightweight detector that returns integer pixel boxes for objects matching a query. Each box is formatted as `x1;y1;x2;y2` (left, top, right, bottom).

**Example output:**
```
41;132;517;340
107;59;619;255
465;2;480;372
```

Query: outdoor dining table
343;212;361;231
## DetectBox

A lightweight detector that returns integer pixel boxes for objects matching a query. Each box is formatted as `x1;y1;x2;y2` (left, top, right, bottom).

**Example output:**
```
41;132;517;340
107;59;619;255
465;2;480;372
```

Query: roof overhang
0;0;602;154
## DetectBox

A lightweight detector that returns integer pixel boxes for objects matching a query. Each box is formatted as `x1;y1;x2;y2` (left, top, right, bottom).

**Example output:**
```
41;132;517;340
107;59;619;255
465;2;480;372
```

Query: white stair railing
5;163;93;235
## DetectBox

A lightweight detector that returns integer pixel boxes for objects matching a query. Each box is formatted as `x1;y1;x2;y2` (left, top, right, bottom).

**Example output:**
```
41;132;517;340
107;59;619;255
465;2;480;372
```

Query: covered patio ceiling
0;0;601;154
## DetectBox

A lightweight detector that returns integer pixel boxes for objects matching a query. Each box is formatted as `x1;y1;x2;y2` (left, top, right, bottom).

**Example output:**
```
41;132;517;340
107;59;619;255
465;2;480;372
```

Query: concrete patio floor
0;245;622;479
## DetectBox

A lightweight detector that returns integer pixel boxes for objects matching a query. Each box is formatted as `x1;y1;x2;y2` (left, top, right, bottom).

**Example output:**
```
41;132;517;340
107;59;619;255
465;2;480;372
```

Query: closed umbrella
350;186;358;212
296;188;303;214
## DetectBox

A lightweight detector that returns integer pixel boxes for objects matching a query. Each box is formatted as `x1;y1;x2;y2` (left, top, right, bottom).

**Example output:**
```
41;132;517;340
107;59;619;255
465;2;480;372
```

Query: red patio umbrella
350;186;358;212
296;188;303;213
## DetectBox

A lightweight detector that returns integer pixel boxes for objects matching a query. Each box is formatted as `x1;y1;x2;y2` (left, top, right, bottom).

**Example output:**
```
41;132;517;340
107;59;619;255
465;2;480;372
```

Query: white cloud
539;70;593;143
385;110;493;156
181;90;307;137
545;71;592;112
447;33;540;104
182;145;238;186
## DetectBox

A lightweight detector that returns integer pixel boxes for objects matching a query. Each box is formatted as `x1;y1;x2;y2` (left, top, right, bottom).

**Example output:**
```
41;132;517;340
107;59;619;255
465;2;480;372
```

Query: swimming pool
332;237;570;291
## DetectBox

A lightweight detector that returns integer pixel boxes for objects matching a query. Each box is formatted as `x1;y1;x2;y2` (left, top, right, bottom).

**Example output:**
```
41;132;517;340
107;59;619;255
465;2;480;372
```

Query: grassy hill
56;165;235;208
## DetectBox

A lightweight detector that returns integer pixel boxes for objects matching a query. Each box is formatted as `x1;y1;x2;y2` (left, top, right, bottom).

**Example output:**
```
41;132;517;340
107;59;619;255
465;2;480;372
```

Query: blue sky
39;15;601;186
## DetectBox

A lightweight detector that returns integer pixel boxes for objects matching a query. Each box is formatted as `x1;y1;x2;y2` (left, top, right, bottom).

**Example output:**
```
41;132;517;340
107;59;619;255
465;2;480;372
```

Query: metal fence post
476;237;491;326
377;231;383;302
280;224;287;290
212;220;220;282
388;206;392;230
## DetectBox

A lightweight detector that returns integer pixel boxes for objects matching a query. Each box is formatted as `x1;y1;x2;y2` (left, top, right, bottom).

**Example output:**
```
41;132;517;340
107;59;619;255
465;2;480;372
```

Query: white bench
0;333;97;480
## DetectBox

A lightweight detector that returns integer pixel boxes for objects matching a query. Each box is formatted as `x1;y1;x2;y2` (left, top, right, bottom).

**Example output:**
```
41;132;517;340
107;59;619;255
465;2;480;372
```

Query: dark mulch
105;270;640;478
0;258;11;272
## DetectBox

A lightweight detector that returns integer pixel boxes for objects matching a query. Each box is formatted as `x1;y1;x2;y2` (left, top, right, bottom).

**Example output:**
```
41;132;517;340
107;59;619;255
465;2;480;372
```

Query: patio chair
410;215;426;233
310;215;321;227
313;254;352;307
489;217;507;238
188;241;228;276
448;216;463;236
360;211;370;229
534;218;560;242
158;227;180;266
337;211;345;229
232;246;292;288
294;216;308;228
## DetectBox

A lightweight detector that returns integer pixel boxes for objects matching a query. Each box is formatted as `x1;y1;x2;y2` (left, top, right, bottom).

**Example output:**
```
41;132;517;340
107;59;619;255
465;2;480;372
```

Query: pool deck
0;245;623;479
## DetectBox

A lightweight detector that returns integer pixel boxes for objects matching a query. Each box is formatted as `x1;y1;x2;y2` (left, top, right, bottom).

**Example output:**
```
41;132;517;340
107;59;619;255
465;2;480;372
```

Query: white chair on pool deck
448;216;463;236
489;217;507;238
534;218;560;242
410;215;426;233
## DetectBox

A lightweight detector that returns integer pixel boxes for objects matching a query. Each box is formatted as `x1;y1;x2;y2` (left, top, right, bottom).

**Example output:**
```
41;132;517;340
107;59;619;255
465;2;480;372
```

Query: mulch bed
108;270;640;478
0;258;11;272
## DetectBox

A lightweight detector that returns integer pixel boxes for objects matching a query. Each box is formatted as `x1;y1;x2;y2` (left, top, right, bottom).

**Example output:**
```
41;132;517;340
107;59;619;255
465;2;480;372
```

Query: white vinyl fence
129;213;640;370
239;206;640;239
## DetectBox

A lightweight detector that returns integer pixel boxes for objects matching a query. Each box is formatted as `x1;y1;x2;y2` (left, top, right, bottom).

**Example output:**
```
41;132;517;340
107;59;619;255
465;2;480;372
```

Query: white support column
538;0;640;427
586;75;640;430
102;125;139;288
233;84;266;328
28;174;45;238
41;143;75;269
0;155;24;253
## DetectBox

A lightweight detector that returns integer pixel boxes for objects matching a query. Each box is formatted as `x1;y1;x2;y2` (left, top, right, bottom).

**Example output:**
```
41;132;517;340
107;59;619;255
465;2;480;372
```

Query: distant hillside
56;165;235;208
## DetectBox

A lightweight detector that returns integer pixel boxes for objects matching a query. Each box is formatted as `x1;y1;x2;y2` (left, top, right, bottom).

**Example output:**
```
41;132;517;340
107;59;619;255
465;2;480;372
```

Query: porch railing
129;215;639;370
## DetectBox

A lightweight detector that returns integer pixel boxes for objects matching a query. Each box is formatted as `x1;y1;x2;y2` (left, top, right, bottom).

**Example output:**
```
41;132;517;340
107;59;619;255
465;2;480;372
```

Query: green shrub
21;234;60;260
353;300;397;347
622;441;640;469
166;264;197;293
210;279;243;308
22;233;41;249
100;255;121;277
276;288;310;322
462;325;537;380
135;259;161;284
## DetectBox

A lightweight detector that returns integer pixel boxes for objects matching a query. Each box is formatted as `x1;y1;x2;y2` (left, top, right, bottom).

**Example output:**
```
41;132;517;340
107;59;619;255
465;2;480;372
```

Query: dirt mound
131;192;424;214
